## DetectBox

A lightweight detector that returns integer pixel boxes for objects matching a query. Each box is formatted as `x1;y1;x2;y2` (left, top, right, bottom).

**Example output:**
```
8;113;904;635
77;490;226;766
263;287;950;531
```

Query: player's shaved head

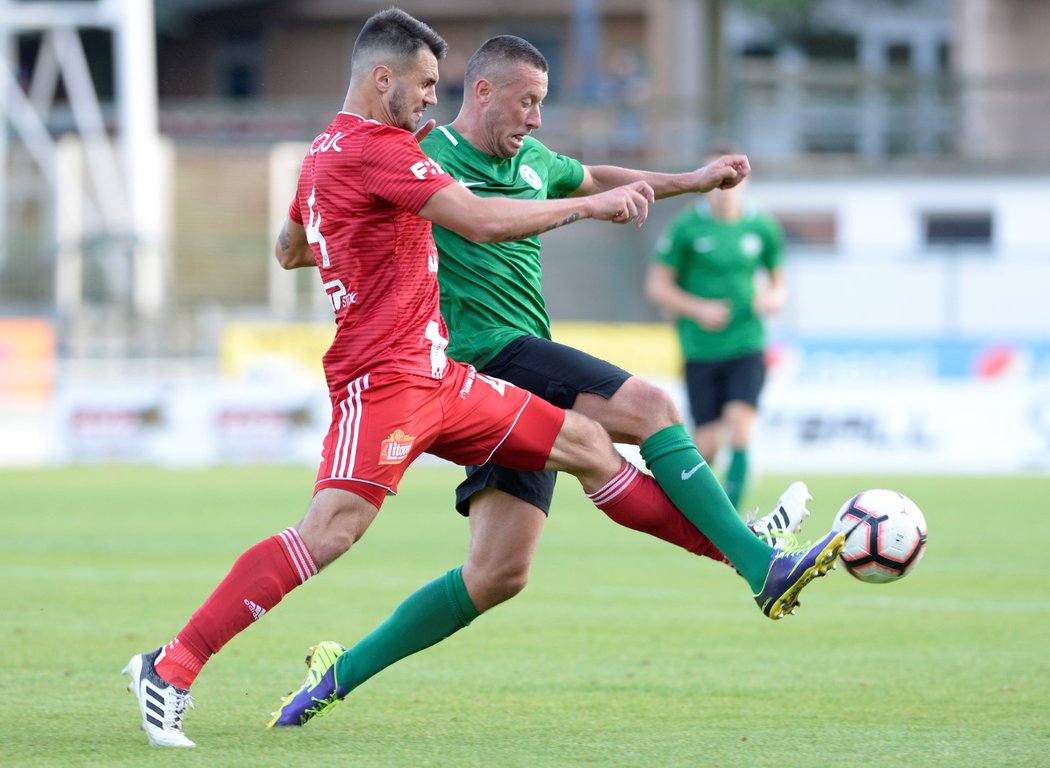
464;35;548;90
350;7;447;82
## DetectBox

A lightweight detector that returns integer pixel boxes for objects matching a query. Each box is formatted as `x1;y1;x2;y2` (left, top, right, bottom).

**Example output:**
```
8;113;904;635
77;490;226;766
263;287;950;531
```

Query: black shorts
455;335;632;516
685;351;766;426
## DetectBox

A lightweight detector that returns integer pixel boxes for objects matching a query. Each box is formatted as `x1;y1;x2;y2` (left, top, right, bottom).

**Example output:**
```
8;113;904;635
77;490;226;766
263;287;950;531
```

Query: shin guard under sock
334;566;479;694
641;425;772;592
156;527;317;688
586;460;726;561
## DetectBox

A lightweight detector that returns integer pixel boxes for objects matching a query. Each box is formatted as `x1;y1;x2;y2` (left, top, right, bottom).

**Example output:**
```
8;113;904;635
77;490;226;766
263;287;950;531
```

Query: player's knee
298;491;376;568
469;560;531;610
617;378;682;436
558;410;604;451
299;526;356;568
572;413;615;461
642;383;681;428
548;411;619;480
489;569;530;604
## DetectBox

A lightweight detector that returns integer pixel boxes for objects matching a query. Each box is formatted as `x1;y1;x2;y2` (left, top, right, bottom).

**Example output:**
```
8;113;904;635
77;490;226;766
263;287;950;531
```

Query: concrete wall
538;174;1050;337
955;0;1050;162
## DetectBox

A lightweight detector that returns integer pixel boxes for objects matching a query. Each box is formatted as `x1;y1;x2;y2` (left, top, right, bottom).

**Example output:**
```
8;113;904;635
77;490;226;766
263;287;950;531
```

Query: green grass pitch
2;466;1048;767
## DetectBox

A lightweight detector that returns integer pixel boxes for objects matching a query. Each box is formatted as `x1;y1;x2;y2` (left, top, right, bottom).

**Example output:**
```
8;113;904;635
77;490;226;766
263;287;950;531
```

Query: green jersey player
420;35;840;614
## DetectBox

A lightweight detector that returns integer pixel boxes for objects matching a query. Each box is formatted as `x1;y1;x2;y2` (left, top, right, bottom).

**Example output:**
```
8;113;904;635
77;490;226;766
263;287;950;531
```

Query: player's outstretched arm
274;216;316;270
418;179;655;243
578;154;751;199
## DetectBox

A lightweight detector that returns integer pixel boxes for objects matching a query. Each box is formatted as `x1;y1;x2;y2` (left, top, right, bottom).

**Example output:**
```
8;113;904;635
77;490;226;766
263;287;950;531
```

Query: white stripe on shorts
331;374;369;480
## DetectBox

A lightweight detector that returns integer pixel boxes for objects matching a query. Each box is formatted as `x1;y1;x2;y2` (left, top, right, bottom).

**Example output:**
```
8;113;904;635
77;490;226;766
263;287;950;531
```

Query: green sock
640;425;772;593
724;448;749;510
334;566;479;693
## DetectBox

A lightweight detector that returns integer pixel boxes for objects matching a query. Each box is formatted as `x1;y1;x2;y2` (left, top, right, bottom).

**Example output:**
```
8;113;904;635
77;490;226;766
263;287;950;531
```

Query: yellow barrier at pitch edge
550;322;681;379
220;322;331;381
220;322;682;381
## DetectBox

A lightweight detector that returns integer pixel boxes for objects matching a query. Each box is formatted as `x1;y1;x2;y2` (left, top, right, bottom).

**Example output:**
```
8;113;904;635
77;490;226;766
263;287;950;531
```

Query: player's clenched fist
695;154;751;192
588;180;656;227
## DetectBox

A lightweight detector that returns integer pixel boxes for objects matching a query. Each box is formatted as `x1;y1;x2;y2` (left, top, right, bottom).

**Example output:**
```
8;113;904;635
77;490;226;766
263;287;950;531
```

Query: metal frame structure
0;0;164;318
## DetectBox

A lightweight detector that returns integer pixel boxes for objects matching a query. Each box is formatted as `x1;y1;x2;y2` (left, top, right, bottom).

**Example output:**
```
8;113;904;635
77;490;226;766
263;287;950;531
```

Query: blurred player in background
645;150;786;510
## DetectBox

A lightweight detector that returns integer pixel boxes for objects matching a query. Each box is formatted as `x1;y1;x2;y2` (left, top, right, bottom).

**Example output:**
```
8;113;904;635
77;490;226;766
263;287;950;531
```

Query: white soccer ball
832;489;928;584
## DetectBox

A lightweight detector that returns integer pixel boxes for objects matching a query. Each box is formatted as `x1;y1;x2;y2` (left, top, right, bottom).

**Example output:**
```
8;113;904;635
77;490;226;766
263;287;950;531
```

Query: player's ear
475;77;493;104
373;65;393;93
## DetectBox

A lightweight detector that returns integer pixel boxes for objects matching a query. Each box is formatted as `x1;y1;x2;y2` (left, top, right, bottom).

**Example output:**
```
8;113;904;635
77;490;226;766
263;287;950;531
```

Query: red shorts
315;361;565;507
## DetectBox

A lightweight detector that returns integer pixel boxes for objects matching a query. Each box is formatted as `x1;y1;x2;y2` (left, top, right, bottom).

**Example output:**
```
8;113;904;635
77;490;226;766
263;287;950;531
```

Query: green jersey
420;125;585;368
653;202;783;361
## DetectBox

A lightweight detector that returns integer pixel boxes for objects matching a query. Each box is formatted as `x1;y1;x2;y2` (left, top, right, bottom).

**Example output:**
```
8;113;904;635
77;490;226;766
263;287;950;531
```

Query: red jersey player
123;8;843;748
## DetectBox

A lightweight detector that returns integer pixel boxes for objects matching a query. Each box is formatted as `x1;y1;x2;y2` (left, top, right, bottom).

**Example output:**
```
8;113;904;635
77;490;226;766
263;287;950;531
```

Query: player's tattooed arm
274;217;316;270
503;212;582;241
421;180;649;243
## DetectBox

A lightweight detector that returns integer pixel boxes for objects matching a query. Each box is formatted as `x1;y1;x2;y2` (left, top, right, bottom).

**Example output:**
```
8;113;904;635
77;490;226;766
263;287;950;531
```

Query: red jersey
289;112;457;394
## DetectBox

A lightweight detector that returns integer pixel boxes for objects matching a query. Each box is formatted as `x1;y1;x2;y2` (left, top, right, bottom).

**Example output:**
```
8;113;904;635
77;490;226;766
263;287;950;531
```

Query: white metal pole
0;0;12;269
113;0;164;319
55;135;84;317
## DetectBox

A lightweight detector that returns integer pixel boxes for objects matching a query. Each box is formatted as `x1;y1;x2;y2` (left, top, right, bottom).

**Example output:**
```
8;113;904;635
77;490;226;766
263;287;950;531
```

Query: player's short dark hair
351;7;447;73
464;35;548;89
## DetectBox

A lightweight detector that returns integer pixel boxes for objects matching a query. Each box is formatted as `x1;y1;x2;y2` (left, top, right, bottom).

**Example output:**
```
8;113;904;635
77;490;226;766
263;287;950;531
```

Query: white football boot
747;480;812;549
123;648;196;748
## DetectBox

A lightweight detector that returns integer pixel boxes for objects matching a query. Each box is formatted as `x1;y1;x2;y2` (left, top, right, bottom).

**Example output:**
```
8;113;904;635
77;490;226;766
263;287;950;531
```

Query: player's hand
753;281;787;316
591;181;655;227
414;119;437;144
692;298;731;330
695;154;751;192
752;290;783;316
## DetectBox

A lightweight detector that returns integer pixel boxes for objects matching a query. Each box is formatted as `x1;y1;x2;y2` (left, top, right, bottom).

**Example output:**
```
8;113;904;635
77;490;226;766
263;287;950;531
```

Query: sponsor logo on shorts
379;429;416;464
459;366;477;399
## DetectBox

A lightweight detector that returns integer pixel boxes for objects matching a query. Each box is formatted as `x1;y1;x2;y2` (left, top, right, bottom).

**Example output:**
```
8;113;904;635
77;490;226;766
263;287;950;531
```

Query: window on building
219;26;261;99
802;132;858;154
799;32;858;62
772;211;838;250
922;212;993;247
885;42;912;69
937;41;952;72
741;42;777;59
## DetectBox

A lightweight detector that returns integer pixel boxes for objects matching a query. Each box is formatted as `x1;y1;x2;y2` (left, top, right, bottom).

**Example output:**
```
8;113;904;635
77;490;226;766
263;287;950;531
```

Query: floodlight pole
114;0;164;319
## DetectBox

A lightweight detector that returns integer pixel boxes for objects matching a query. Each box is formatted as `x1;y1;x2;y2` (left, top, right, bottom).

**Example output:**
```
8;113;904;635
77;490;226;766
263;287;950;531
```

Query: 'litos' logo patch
379;430;416;464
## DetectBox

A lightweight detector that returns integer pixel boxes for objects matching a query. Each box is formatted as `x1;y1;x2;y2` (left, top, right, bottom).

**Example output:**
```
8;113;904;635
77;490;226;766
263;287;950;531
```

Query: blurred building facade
1;0;1049;352
2;0;1050;471
144;0;1050;167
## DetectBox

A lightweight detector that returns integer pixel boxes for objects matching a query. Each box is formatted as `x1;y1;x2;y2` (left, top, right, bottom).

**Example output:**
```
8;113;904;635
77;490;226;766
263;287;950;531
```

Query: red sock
586;460;728;562
154;527;317;688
